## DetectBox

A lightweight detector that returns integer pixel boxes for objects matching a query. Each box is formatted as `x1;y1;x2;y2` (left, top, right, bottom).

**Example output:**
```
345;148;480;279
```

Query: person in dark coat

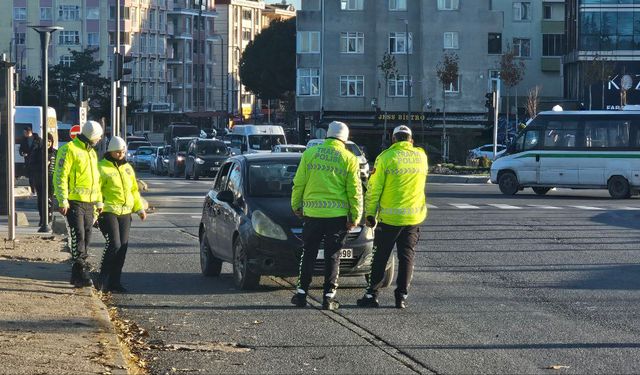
19;127;41;192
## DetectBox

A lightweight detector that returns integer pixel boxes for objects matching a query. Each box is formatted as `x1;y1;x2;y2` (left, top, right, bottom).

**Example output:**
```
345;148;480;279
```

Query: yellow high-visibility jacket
98;158;143;216
53;137;101;208
365;141;429;226
292;138;363;222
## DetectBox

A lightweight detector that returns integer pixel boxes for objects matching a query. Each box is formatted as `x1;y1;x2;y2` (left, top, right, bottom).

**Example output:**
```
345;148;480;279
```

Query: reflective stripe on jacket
292;138;363;222
53;137;101;208
365;141;428;226
98;159;143;216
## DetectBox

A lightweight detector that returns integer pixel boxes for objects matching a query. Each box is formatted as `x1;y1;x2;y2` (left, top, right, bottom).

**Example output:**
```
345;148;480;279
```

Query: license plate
210;167;218;171
316;249;353;260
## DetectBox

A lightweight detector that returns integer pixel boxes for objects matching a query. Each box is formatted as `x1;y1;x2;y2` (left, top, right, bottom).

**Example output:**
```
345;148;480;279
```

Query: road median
428;174;491;184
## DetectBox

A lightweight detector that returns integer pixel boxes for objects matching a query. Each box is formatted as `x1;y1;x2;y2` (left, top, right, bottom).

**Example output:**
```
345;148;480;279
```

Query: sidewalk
0;233;127;374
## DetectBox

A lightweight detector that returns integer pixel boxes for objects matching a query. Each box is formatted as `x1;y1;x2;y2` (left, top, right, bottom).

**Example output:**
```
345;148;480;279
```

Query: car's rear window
198;143;228;155
248;162;299;197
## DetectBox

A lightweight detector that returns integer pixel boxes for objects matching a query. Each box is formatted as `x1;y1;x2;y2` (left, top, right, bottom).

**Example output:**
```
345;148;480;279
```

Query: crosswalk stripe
427;204;438;209
527;204;562;210
619;206;640;210
569;205;604;210
450;203;480;209
488;204;522;210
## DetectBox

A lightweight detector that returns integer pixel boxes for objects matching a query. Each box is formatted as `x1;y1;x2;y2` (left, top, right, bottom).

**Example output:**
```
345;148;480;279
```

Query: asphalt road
86;174;640;374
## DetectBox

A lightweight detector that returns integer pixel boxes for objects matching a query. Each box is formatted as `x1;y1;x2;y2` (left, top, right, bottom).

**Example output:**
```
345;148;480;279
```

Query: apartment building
564;0;640;110
295;0;565;159
262;2;296;27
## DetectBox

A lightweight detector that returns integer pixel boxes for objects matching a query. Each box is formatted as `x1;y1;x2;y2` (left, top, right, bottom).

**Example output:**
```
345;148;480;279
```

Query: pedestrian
357;125;428;309
96;136;146;293
31;133;57;226
54;121;103;287
19;126;41;195
290;121;363;311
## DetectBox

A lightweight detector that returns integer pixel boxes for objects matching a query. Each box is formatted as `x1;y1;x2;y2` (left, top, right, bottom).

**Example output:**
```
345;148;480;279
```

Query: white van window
249;134;285;150
544;121;578;148
585;120;630;148
524;130;540;151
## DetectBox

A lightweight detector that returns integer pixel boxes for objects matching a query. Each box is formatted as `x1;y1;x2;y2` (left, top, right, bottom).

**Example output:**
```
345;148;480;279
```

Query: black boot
395;291;407;309
290;292;307;307
322;296;339;311
356;294;379;308
70;263;86;287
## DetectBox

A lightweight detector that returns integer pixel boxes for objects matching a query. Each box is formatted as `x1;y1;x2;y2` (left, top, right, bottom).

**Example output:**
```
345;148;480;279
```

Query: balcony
541;57;561;72
541;20;564;34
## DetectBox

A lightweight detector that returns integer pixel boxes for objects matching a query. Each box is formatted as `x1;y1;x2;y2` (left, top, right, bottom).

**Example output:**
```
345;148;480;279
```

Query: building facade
296;0;565;160
564;0;640;110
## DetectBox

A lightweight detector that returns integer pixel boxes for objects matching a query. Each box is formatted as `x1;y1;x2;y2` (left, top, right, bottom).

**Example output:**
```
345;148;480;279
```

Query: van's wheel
498;171;519;195
200;234;222;277
608;176;631;199
233;239;260;290
532;187;551;195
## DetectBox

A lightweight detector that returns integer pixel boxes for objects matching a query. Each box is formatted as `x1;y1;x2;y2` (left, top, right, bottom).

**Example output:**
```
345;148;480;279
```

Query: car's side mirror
216;190;234;203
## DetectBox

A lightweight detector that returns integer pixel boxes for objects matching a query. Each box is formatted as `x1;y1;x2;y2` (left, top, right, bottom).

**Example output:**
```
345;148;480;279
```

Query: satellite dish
621;75;633;90
315;128;327;139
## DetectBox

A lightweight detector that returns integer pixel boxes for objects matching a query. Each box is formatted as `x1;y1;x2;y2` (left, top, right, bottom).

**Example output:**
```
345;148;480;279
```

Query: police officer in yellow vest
96;136;146;293
357;125;428;309
54;121;104;287
291;121;363;311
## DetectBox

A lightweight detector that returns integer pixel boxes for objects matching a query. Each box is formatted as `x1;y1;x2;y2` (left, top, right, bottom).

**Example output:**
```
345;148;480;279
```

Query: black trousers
34;176;53;226
366;223;420;297
297;216;348;295
98;213;132;288
66;201;96;266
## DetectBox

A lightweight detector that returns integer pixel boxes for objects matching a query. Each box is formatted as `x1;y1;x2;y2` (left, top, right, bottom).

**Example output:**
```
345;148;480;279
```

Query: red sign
70;124;81;140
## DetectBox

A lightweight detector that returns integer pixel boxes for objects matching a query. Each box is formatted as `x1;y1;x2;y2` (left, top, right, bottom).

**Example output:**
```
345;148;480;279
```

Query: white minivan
491;110;640;198
228;125;287;155
307;139;370;181
14;106;58;175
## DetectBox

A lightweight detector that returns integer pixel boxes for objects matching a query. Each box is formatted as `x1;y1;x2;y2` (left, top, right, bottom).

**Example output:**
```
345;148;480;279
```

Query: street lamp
30;25;63;233
403;19;412;130
209;34;226;128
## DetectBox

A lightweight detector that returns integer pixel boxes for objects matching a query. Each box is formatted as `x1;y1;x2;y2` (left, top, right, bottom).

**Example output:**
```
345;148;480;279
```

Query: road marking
570;205;604;210
527;204;562;210
619;206;640;210
488;204;522;210
427;204;438;209
450;203;480;209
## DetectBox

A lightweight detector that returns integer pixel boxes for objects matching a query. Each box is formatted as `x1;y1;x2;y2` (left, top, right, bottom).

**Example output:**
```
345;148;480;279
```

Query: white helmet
107;136;127;152
81;120;103;141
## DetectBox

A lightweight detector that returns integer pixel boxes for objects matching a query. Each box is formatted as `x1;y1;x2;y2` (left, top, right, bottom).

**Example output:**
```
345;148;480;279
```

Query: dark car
167;137;194;177
184;139;230;180
198;153;394;290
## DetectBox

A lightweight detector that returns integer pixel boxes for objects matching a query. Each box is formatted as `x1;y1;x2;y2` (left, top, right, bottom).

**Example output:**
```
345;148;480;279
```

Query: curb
428;174;491;184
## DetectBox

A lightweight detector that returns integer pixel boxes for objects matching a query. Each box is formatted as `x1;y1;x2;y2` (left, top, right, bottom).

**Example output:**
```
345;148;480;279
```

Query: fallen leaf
546;365;570;370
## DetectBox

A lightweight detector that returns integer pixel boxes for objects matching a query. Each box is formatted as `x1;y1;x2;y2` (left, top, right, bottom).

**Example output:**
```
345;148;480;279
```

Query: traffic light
114;52;133;81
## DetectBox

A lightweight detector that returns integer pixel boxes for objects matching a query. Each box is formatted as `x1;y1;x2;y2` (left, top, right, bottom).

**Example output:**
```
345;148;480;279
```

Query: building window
513;2;531;21
581;11;636;51
297;31;320;54
437;0;459;11
443;32;459;49
543;4;552;20
297;68;320;96
40;7;52;20
59;55;73;67
132;7;138;27
489;70;501;92
59;5;80;21
14;7;26;21
389;32;412;54
340;75;364;97
243;9;252;20
444;76;460;93
488;33;502;54
512;38;531;57
388;75;411;97
86;7;99;19
59;31;80;45
389;0;407;11
14;33;26;46
87;32;99;46
542;34;565;57
242;28;252;41
340;32;364;54
341;0;364;11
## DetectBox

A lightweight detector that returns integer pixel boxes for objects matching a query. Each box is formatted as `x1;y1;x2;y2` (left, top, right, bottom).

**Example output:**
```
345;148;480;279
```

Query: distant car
468;144;507;160
132;146;156;170
198;153;393;290
184;138;230;180
307;139;370;181
272;144;306;153
126;141;152;161
167;137;194;177
150;146;164;175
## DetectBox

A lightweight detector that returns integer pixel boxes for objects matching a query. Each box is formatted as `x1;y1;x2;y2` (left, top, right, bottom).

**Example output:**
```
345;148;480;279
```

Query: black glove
365;216;376;228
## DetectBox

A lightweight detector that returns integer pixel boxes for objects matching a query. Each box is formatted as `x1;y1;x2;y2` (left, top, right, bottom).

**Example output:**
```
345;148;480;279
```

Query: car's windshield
128;142;151;150
176;140;190;152
248;162;298;197
198;143;229;155
248;135;286;151
136;147;155;155
346;143;363;157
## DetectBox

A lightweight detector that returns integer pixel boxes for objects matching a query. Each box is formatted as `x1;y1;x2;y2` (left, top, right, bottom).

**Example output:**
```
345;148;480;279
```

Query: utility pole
492;88;500;160
1;55;16;241
405;19;412;129
112;0;121;137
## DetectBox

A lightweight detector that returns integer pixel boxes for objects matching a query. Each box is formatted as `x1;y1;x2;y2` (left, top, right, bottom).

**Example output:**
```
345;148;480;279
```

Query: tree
239;18;296;123
48;47;111;122
18;76;41;106
525;85;541;121
583;55;615;110
499;46;525;140
436;51;459;162
378;52;398;145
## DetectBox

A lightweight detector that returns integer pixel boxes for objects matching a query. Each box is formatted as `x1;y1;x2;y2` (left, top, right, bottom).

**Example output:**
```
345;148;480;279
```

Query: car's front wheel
498;171;519;195
233;239;260;290
200;234;222;277
608;176;631;199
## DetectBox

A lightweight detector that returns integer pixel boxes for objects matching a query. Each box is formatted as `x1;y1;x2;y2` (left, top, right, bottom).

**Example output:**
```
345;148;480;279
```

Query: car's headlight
177;156;184;161
163;158;169;162
251;210;287;240
195;157;205;165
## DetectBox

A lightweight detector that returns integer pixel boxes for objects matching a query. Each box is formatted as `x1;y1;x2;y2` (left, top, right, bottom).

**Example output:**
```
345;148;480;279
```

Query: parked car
184;138;230;180
149;146;165;174
167;137;194;177
159;146;172;175
468;144;507;160
272;144;306;153
197;153;394;290
307;139;370;181
132;146;156;170
126;141;152;161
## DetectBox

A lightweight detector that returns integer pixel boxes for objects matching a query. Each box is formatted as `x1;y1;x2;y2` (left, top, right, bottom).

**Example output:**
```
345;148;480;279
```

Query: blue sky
266;0;301;10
